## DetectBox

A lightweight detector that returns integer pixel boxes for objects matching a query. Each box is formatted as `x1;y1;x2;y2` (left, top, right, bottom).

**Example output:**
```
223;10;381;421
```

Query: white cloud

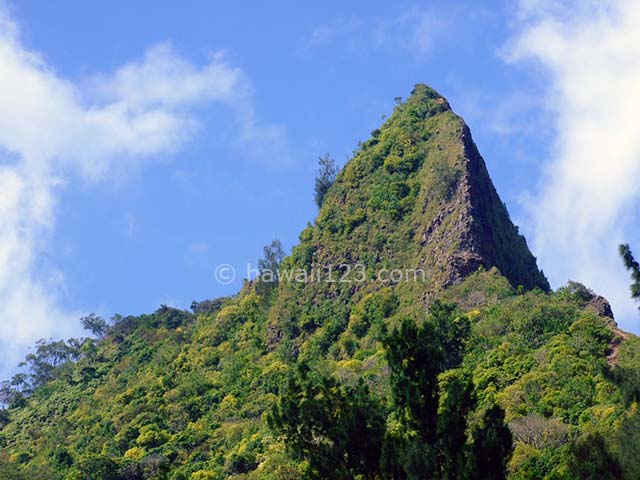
301;9;447;59
91;45;241;110
507;0;640;329
0;7;286;377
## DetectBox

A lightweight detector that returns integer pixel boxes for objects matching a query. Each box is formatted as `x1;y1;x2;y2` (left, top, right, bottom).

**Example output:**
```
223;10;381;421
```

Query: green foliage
431;159;460;200
619;243;640;307
0;85;638;480
469;404;513;480
566;433;621;480
382;309;511;479
1;265;637;479
81;314;109;339
436;369;476;479
267;363;385;479
384;317;442;447
257;239;287;296
73;454;120;480
270;304;512;480
314;154;338;208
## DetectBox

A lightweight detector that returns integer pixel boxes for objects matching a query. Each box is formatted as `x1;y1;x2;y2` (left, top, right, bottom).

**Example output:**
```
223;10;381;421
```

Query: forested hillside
1;85;639;480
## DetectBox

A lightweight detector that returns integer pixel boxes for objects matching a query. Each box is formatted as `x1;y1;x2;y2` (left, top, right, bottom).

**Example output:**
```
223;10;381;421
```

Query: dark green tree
0;380;23;409
258;239;286;280
619;243;640;308
430;300;469;369
382;305;511;479
73;454;119;480
468;404;513;480
436;370;475;480
382;317;442;477
267;363;385;480
567;433;621;480
314;154;338;208
81;313;109;340
19;339;81;391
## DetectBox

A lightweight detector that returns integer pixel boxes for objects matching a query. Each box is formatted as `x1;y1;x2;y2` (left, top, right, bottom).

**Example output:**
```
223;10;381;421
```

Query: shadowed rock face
588;294;615;321
432;122;550;291
403;85;550;292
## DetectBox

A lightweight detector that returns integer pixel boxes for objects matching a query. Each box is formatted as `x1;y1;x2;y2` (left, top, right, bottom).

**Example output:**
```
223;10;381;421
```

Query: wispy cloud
300;8;448;58
0;7;287;376
373;8;445;56
506;0;640;328
302;18;362;52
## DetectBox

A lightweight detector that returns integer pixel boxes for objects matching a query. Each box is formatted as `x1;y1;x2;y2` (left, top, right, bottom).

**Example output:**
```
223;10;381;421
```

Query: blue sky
1;0;639;376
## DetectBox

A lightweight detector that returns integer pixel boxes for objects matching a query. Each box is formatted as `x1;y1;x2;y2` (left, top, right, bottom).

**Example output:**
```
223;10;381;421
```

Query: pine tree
619;243;640;308
382;317;442;477
267;363;385;480
468;404;513;480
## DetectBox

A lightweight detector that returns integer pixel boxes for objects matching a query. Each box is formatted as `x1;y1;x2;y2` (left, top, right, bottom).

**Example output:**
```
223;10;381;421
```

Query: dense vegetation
267;301;512;480
1;85;639;479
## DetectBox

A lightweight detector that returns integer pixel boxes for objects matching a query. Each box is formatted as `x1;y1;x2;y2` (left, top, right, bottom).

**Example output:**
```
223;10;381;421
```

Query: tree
382;306;512;479
383;319;443;445
567;433;621;480
256;239;286;296
19;339;80;390
258;239;286;280
0;453;27;480
0;380;24;409
314;154;338;208
383;317;442;477
619;243;640;308
71;454;119;480
190;297;227;315
436;370;476;480
509;414;569;449
430;300;469;369
81;313;109;340
468;404;513;480
267;363;385;480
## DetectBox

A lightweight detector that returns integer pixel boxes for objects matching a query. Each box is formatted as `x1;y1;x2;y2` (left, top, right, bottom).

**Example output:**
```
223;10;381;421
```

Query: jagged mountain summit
313;84;549;292
1;85;638;480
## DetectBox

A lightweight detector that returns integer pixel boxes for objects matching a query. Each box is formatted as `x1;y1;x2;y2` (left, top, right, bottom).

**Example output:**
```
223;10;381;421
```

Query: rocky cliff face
421;121;549;291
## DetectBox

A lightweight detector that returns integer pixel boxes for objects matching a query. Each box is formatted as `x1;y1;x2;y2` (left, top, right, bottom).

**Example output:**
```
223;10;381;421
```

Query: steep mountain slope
296;84;548;293
1;85;639;480
267;83;548;355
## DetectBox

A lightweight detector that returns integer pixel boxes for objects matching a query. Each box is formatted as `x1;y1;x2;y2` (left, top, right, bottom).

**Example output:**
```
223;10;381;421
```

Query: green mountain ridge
1;84;639;479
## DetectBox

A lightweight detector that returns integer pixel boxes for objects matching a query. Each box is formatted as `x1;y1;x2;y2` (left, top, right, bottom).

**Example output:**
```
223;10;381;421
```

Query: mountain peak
407;83;451;110
308;84;549;293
